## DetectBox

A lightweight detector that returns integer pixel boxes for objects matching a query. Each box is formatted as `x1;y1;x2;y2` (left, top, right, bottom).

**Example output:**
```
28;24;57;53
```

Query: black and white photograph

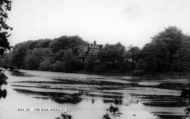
0;0;190;119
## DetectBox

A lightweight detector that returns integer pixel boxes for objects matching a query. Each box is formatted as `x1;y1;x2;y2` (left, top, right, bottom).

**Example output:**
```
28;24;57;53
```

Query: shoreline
9;68;190;80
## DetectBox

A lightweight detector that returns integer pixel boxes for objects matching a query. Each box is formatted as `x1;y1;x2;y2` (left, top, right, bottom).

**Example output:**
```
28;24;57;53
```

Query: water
0;70;189;119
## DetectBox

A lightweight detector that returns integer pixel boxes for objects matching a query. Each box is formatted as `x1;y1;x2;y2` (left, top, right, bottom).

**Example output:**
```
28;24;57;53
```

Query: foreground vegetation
0;0;12;99
1;26;190;76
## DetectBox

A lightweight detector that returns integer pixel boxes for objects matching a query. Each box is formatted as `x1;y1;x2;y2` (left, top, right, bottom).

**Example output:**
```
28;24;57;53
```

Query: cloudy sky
8;0;190;47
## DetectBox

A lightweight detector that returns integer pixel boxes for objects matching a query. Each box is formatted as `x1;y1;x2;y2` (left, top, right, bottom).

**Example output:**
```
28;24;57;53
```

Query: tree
50;49;82;72
85;54;97;72
50;60;65;72
171;48;190;72
31;48;53;61
126;46;141;70
171;37;190;72
38;59;51;71
9;41;35;68
5;35;86;72
35;39;51;48
152;26;184;70
0;52;11;66
63;49;83;72
49;36;86;53
99;42;125;70
24;54;40;70
24;40;38;50
0;0;12;99
9;45;27;68
55;50;65;61
0;0;12;55
137;26;186;73
136;43;170;73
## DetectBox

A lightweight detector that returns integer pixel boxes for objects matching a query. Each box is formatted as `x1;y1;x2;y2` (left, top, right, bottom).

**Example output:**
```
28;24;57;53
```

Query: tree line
1;26;190;75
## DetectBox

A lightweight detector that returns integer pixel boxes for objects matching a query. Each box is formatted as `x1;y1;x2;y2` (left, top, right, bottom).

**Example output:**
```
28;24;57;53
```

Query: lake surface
0;70;189;119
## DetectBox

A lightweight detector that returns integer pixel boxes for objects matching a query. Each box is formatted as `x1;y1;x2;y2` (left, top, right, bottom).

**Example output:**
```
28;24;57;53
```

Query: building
78;41;102;62
88;41;102;56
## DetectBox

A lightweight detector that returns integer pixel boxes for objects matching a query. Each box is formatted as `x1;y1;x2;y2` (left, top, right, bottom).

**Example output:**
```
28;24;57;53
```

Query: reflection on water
0;70;189;119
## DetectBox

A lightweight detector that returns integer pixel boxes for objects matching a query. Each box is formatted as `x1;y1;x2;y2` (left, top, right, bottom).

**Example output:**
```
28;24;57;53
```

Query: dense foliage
3;36;86;72
2;26;190;75
0;0;12;99
136;27;190;74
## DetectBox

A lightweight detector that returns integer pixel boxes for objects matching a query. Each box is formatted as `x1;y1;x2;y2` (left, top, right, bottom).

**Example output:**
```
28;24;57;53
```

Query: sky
8;0;190;48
